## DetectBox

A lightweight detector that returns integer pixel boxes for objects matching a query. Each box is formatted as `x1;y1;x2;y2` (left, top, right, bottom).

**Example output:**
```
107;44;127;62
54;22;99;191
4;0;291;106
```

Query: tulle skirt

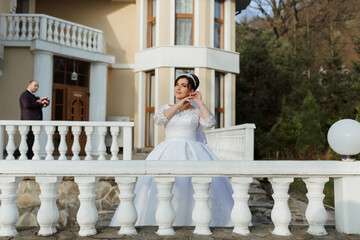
110;139;234;227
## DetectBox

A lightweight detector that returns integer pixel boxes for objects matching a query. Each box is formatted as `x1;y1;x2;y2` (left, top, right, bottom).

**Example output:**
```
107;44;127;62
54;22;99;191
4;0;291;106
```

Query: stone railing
0;160;359;237
206;124;255;160
0;120;134;161
0;14;104;52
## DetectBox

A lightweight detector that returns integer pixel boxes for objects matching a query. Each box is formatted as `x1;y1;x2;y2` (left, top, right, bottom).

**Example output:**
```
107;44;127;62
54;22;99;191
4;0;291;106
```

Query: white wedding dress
110;104;234;227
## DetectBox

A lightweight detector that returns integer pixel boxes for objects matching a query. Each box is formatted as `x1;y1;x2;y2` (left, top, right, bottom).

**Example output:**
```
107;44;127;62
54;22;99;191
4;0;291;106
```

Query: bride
110;73;233;227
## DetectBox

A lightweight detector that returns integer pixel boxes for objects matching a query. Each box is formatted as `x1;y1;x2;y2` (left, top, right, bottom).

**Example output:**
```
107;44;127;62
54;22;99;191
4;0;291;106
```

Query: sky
235;1;270;23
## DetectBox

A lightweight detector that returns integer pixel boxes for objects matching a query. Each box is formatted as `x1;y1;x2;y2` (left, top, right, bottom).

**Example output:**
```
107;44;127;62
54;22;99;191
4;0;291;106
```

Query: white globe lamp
327;119;360;161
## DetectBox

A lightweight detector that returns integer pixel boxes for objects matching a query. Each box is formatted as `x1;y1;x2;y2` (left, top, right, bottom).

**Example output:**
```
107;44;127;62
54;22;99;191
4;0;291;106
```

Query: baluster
47;19;54;41
20;16;27;40
77;28;83;48
82;29;88;49
71;126;81;161
123;126;132;160
59;22;65;44
84;126;93;160
92;32;98;50
155;177;175;235
36;176;61;236
97;126;107;160
13;16;20;40
5;125;16;160
97;32;103;52
231;177;252;235
0;16;7;40
31;126;42;160
192;177;212;235
33;17;39;39
53;21;59;43
87;31;93;51
7;16;14;40
115;177;138;235
45;126;55;160
71;25;77;47
26;17;33;40
58;126;68;160
303;178;329;236
110;126;119;160
75;177;99;236
0;177;23;236
18;125;29;160
269;178;293;236
65;24;71;46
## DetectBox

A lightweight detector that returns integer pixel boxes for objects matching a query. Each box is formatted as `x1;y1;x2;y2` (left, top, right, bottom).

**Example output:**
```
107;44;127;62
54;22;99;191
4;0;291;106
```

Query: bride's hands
190;91;202;105
176;96;193;108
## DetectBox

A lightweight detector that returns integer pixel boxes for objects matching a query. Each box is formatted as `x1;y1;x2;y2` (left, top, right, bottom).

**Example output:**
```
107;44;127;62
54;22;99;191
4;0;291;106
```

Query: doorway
52;56;90;155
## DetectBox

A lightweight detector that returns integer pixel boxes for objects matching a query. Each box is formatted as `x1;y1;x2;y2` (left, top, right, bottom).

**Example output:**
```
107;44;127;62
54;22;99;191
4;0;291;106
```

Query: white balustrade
71;126;81;161
231;177;252;235
97;126;107;160
36;176;61;236
110;126;119;160
0;176;23;236
5;125;16;160
18;125;29;160
192;177;212;235
115;177;138;235
0;14;104;53
32;126;42;160
269;177;293;236
75;177;99;236
84;126;94;160
45;126;55;160
155;177;175;236
58;126;68;161
304;177;329;236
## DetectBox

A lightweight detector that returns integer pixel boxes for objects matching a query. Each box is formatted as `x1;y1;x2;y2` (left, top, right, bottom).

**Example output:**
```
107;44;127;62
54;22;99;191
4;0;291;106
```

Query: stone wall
14;177;120;227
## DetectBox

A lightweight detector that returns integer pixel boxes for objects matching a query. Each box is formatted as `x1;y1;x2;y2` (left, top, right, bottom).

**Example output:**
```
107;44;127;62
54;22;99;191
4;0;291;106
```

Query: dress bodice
154;104;216;142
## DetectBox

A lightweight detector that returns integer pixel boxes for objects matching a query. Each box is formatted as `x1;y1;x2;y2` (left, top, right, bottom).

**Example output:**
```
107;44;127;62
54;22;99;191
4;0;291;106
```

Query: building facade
0;0;242;149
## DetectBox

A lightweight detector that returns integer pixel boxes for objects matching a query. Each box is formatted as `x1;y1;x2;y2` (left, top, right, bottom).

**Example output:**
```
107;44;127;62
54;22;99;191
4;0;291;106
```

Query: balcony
0;14;104;53
0;120;359;238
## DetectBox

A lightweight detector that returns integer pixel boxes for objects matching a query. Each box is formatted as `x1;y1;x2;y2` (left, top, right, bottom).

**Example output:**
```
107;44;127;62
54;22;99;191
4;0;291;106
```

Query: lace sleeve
199;114;216;128
153;104;171;125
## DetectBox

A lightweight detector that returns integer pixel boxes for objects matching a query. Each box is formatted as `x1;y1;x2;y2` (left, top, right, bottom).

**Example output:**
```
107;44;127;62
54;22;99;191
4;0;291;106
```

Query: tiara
184;74;197;88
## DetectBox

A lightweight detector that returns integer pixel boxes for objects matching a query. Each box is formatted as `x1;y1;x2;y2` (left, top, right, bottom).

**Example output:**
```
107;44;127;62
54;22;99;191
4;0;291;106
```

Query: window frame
145;71;155;148
175;0;194;45
215;71;225;128
147;0;156;48
214;0;224;49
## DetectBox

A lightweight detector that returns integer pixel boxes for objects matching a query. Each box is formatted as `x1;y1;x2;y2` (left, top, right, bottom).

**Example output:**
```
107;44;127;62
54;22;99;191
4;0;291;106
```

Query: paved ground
1;225;359;240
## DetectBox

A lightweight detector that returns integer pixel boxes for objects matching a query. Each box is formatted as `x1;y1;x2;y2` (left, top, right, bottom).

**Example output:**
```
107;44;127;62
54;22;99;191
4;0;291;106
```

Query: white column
115;177;138;235
155;177;175;236
154;68;159;146
335;177;360;234
89;62;108;155
139;0;147;50
36;176;62;236
170;0;175;46
155;0;160;47
269;177;293;236
224;0;231;51
169;68;175;105
231;177;252;235
75;177;99;236
210;70;215;114
209;0;214;48
224;73;232;127
137;72;145;148
0;176;23;237
303;177;328;236
192;177;212;235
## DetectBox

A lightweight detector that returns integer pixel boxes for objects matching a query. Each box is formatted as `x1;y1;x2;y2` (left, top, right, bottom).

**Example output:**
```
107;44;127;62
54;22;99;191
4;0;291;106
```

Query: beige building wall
159;0;171;46
107;69;135;119
0;1;10;13
198;68;212;108
36;0;137;64
156;68;171;143
198;0;211;46
0;48;34;120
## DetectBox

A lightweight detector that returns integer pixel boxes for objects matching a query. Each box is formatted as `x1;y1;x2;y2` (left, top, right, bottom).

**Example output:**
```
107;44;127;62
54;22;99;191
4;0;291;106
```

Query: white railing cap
206;123;256;134
0;120;135;127
0;160;359;177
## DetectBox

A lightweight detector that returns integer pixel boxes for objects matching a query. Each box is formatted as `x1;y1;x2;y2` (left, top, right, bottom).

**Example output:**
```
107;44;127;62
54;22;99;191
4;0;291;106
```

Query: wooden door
66;88;89;155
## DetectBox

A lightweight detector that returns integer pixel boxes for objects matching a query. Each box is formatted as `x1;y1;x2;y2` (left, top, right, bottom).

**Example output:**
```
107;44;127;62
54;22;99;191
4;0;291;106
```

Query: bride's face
175;78;193;100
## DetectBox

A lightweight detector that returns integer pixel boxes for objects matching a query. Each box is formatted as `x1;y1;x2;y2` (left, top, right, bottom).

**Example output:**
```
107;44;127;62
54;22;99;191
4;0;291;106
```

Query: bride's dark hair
175;74;200;91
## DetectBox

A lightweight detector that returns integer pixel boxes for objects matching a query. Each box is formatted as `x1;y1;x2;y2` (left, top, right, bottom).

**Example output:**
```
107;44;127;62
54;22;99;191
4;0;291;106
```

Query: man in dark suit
19;80;43;159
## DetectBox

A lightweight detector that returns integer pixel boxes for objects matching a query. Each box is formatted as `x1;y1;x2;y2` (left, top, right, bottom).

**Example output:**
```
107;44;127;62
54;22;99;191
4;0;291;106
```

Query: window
53;57;90;88
215;72;224;128
147;0;156;48
145;71;155;147
214;0;224;49
16;0;29;13
175;0;193;45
